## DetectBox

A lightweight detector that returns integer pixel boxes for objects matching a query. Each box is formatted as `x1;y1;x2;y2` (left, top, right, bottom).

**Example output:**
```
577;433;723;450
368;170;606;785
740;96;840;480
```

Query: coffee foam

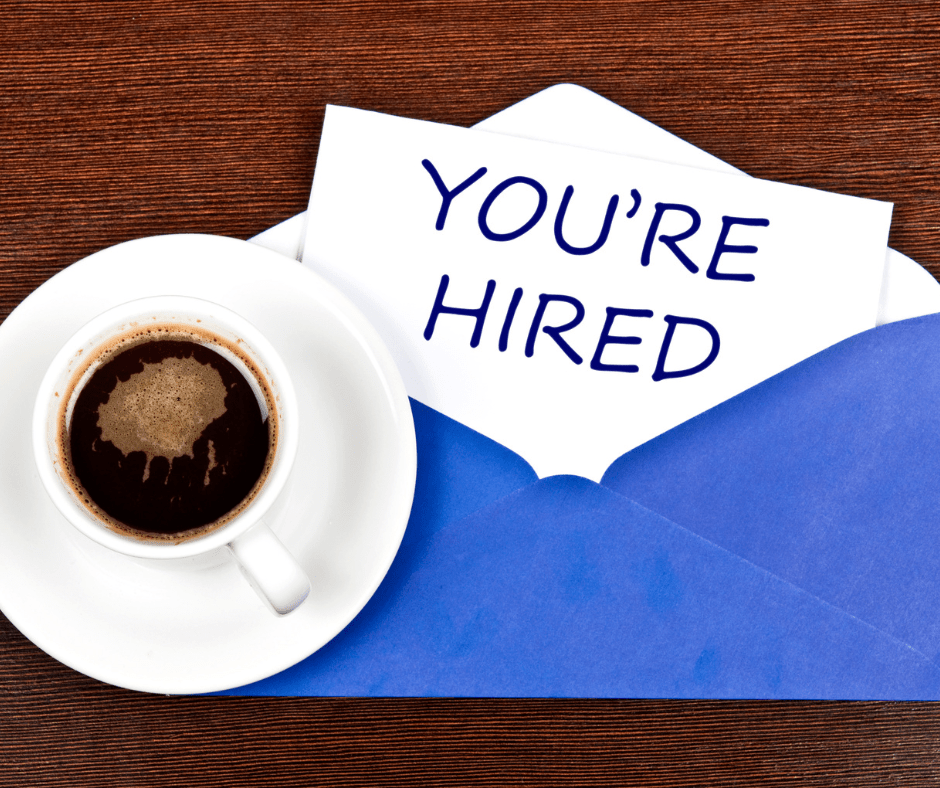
98;354;229;483
56;321;279;544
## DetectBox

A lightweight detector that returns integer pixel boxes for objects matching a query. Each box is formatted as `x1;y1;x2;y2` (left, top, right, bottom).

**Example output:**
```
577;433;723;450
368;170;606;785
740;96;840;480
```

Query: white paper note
303;105;892;481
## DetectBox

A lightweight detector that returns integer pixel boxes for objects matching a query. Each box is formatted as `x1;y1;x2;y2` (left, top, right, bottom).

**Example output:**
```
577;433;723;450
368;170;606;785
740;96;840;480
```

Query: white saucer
0;234;416;694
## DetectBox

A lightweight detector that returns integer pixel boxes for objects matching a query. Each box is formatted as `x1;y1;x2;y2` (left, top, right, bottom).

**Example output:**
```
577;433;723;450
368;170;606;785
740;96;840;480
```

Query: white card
303;105;892;481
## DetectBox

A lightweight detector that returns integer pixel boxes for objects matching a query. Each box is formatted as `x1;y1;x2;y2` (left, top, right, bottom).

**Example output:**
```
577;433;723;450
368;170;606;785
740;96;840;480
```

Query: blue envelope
222;311;940;699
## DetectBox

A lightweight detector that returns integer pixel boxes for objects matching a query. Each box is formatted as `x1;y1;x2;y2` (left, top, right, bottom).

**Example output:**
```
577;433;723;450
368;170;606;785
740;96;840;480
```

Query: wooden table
3;2;940;784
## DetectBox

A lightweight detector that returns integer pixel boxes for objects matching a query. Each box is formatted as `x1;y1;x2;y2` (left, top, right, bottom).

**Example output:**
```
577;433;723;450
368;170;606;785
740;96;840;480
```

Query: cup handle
227;521;311;615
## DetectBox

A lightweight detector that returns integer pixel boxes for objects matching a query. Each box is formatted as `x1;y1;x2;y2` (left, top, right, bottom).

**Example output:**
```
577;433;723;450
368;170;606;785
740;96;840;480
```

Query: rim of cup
32;295;299;560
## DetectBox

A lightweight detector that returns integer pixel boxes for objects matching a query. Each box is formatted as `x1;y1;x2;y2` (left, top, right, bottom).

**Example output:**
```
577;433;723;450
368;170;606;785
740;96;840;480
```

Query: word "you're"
422;159;770;280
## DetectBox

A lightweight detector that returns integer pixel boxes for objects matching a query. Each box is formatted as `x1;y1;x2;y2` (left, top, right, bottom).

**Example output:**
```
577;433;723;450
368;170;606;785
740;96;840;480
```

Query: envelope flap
409;398;538;539
227;474;940;698
602;311;940;664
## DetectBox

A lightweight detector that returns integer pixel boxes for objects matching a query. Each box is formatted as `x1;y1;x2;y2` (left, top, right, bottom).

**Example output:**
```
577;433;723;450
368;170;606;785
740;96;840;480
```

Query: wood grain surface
3;1;940;784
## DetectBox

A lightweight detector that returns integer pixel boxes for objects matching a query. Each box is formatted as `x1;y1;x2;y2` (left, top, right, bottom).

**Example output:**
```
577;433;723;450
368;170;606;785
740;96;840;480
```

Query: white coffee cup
32;295;310;615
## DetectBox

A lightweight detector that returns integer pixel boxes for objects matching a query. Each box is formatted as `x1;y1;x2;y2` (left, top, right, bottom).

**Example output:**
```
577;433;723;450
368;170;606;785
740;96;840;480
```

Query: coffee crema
59;325;277;542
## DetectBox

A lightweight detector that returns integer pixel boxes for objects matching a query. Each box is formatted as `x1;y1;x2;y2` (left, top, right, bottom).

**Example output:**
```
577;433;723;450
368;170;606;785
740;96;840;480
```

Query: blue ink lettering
589;308;654;372
478;176;548;241
553;185;619;255
421;160;487;231
705;216;769;282
499;287;524;352
626;188;641;219
652;315;721;381
525;294;585;364
423;274;496;348
641;202;701;274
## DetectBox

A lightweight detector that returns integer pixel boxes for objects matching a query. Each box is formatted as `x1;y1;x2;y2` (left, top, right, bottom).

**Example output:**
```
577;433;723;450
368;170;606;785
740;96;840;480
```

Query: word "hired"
422;159;770;279
424;275;721;381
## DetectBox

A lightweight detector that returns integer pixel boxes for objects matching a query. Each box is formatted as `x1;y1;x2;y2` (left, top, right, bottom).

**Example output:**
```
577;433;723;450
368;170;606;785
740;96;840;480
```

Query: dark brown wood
3;1;940;784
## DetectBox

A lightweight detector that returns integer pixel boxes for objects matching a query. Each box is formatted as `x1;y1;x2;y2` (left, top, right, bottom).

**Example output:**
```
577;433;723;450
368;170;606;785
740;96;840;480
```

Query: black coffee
66;334;272;539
